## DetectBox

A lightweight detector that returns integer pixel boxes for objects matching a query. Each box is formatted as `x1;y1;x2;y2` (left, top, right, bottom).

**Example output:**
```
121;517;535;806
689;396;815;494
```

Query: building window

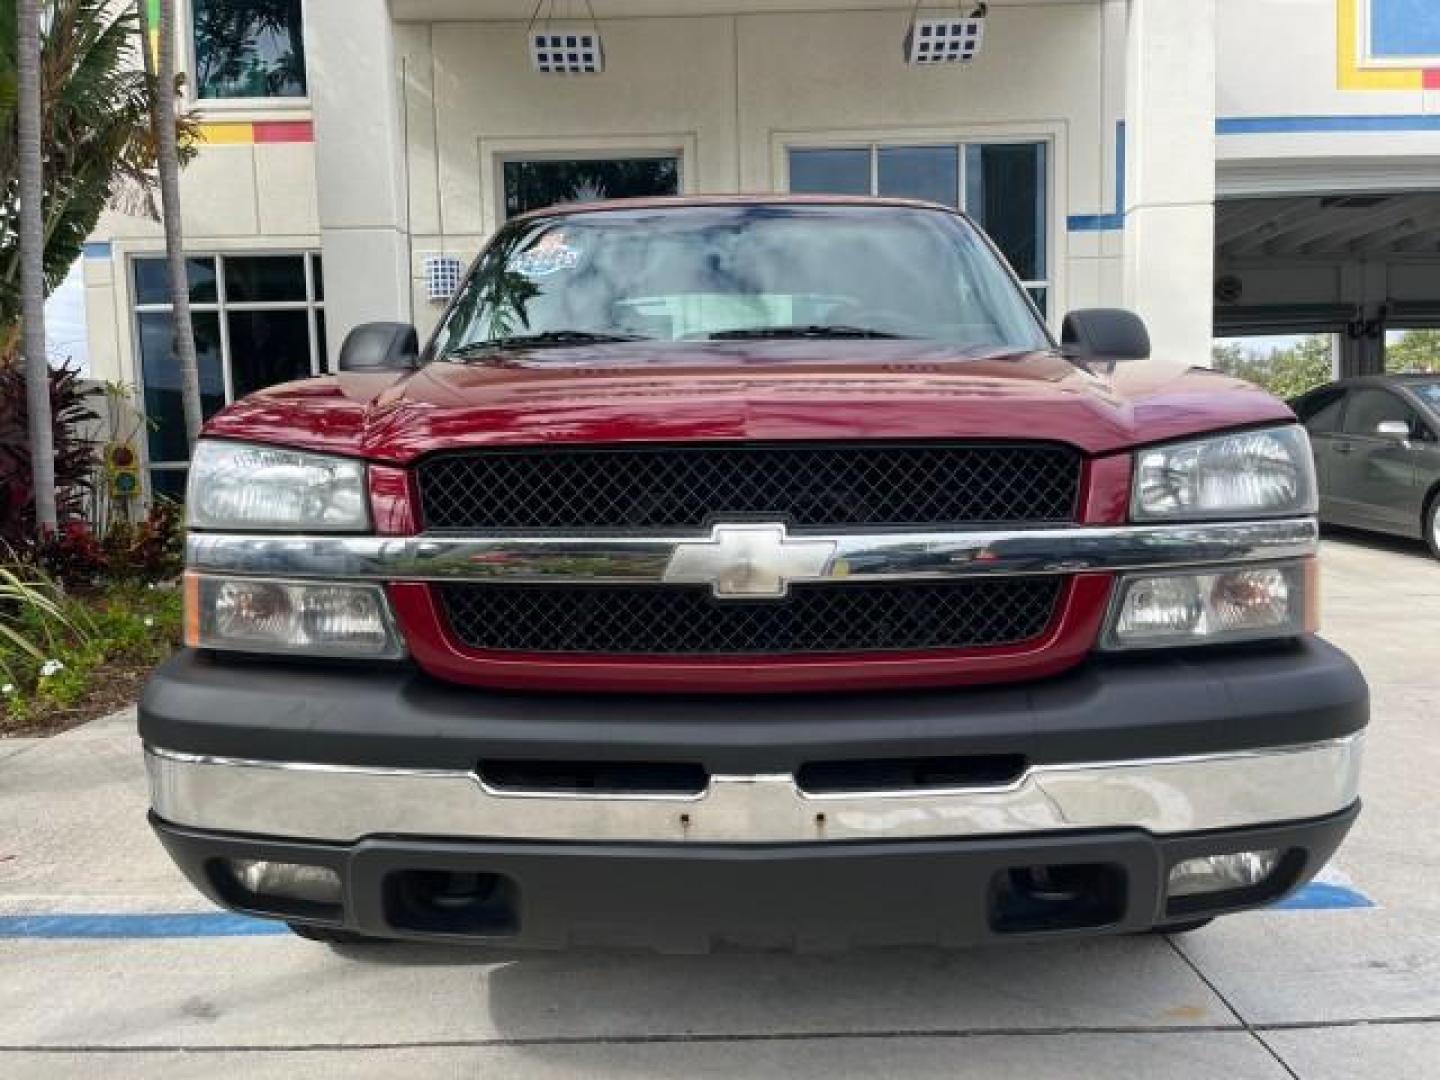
503;156;680;219
192;0;307;100
788;141;1050;316
134;252;325;499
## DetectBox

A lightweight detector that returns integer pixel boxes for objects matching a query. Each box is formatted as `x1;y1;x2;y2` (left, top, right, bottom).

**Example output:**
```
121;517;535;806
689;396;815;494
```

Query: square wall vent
531;27;604;74
905;9;987;66
423;255;465;304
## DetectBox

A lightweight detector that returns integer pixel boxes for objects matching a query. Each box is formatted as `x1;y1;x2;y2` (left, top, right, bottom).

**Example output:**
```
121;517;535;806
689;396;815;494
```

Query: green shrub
0;567;181;725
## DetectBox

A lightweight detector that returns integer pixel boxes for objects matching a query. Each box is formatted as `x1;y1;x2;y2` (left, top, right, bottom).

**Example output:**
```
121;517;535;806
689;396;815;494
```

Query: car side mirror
1060;309;1151;361
337;322;419;373
1376;420;1411;444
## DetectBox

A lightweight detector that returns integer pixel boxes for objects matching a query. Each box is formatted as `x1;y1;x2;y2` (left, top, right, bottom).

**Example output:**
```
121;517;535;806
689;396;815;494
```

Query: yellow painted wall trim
1336;0;1424;90
197;122;257;145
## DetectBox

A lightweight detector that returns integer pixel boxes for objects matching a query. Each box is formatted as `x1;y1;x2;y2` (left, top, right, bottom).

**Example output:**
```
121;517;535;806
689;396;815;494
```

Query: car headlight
187;441;369;532
185;574;406;659
1132;425;1316;521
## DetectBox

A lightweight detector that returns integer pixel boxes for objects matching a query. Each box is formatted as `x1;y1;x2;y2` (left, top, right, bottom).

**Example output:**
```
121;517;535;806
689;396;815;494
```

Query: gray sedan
1292;375;1440;560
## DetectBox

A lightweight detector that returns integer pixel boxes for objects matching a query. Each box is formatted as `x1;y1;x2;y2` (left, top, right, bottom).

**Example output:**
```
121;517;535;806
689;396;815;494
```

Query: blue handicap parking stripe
1269;882;1374;911
0;913;289;938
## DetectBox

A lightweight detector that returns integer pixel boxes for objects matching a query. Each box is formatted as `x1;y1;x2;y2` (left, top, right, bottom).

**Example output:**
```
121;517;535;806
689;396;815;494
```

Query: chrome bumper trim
186;518;1319;586
146;734;1363;844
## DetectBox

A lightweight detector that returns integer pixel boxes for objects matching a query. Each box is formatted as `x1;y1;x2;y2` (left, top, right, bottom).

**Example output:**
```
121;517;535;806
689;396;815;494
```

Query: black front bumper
154;808;1358;950
141;637;1367;771
141;637;1368;948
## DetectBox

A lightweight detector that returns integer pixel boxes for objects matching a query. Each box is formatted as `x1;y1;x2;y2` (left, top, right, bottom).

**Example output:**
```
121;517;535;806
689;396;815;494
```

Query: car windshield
1412;380;1440;411
429;204;1051;359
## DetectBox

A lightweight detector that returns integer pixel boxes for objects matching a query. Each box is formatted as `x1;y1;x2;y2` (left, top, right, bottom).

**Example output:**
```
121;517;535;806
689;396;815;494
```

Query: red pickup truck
142;196;1366;949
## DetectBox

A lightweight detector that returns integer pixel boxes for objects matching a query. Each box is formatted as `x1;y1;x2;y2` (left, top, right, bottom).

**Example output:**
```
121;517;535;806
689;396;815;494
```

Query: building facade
78;0;1440;497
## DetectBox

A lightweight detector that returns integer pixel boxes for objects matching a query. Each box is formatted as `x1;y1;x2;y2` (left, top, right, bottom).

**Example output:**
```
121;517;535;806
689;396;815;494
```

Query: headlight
1103;561;1315;650
1133;425;1316;521
188;441;369;532
185;574;405;659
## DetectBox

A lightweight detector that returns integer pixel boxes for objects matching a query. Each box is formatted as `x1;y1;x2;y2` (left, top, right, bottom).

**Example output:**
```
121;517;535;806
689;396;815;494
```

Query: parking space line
0;913;288;938
1268;882;1374;910
0;883;1376;939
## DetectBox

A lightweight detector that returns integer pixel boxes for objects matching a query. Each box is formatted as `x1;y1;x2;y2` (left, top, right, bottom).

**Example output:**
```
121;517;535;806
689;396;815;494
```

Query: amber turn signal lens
183;571;201;648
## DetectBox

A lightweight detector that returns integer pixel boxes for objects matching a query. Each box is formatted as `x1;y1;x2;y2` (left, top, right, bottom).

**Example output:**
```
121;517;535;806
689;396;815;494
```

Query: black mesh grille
437;578;1062;656
417;443;1080;531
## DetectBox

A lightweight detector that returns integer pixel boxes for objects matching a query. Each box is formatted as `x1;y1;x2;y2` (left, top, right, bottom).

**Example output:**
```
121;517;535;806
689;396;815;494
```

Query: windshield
1412;381;1440;412
428;204;1051;358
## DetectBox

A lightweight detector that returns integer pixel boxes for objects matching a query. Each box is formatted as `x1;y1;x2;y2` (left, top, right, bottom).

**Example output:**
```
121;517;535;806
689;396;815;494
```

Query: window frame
1339;386;1417;439
779;134;1055;319
481;136;695;235
185;0;311;110
1295;386;1348;435
498;151;684;222
130;250;326;493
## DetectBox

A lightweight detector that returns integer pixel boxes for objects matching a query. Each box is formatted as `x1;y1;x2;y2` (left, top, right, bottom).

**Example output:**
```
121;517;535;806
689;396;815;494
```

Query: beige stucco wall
1216;0;1440;173
396;3;1117;337
81;0;320;389
84;139;320;389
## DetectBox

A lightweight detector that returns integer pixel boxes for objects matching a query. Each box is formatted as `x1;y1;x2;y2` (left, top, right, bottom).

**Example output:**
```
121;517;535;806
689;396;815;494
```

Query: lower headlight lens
186;574;406;659
1167;850;1282;898
1104;561;1313;649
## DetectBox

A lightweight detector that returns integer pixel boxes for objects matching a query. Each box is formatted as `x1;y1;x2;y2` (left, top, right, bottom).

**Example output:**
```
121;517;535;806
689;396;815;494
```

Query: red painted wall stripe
1424;69;1440;90
252;120;314;144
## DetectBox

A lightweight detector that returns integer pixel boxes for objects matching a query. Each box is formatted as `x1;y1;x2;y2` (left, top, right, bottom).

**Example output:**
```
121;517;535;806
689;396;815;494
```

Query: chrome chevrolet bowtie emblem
663;524;837;598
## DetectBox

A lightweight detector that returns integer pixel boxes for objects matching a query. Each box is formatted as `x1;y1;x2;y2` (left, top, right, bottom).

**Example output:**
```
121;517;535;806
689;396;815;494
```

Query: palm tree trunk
139;0;203;449
17;0;59;533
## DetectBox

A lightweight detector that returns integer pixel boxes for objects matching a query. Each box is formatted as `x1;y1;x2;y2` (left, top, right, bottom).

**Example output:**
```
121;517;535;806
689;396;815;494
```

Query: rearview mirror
337;322;419;373
1060;309;1151;361
1376;420;1411;443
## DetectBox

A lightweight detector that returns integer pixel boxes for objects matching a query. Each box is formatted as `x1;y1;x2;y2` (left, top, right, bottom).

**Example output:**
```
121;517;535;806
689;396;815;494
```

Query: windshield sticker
513;232;583;277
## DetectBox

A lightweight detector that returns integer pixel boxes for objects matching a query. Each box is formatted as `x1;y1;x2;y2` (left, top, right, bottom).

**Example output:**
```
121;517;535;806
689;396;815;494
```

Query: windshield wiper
706;325;909;341
446;331;651;357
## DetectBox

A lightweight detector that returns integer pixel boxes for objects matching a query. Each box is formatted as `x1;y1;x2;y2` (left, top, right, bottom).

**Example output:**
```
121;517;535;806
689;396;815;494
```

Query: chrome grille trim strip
186;518;1319;585
146;735;1363;844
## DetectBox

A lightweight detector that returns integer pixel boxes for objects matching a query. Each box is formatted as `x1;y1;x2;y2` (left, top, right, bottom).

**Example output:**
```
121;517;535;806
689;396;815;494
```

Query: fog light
1167;850;1281;898
229;859;342;907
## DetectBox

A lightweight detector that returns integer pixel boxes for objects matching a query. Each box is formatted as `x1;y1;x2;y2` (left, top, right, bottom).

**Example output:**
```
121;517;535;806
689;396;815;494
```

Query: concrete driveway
1;532;1436;1078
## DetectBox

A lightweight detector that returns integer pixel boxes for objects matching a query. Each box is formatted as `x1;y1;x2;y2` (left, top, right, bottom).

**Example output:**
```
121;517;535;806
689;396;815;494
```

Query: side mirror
337;322;419;373
1060;308;1151;361
1376;420;1411;443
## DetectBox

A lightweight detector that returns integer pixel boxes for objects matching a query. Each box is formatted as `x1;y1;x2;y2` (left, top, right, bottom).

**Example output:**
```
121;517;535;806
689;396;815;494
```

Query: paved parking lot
1;532;1436;1078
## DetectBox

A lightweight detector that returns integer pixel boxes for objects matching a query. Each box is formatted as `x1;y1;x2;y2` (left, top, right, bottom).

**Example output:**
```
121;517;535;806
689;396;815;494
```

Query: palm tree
15;0;56;531
137;0;202;449
2;1;173;350
2;2;190;534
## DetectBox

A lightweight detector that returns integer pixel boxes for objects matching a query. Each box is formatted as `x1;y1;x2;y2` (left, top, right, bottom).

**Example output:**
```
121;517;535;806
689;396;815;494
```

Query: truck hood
204;341;1295;462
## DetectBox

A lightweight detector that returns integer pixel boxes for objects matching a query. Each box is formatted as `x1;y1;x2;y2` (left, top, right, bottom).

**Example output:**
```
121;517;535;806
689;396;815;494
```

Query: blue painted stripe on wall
1066;212;1125;233
81;241;113;259
1269;883;1375;911
1068;113;1440;232
1217;114;1440;135
1066;120;1126;233
0;913;289;939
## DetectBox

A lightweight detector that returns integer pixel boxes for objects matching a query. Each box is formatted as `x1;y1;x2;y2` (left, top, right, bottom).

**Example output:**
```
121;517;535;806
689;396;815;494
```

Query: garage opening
1212;189;1440;398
